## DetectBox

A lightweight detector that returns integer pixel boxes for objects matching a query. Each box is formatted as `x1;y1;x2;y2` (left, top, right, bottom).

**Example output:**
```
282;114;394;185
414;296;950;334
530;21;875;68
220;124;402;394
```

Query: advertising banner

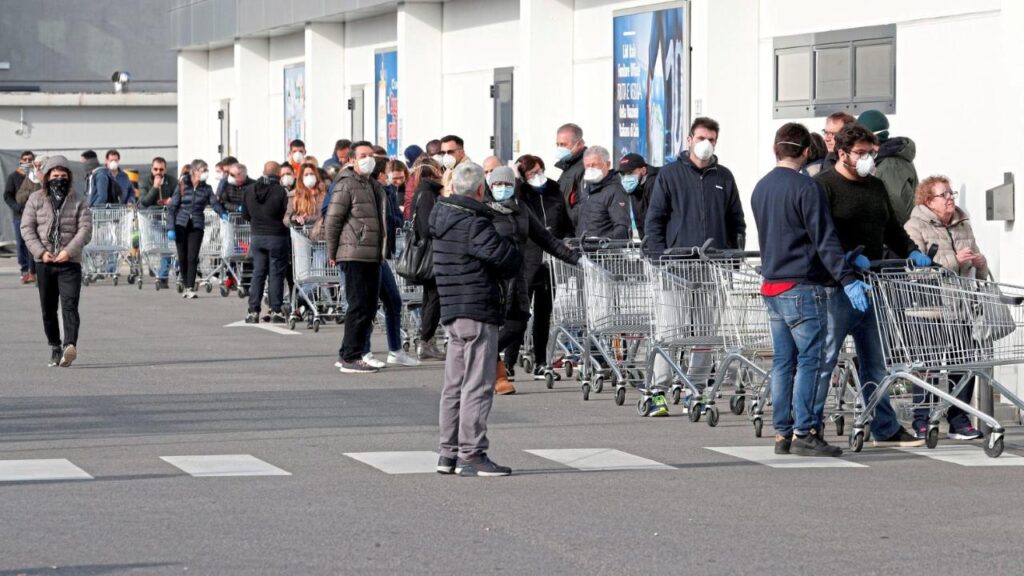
375;50;399;157
613;2;689;166
284;64;305;150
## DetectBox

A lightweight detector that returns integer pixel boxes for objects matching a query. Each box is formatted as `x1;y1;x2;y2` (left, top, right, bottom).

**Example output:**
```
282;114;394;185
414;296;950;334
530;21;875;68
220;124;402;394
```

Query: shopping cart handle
867;259;912;271
1000;294;1024;306
699;246;760;260
581;237;612;250
661;247;700;257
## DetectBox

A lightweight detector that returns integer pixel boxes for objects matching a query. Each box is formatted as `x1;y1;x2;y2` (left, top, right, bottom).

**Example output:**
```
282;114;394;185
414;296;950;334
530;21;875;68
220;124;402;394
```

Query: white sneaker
189;290;199;299
387;350;421;367
362;352;386;369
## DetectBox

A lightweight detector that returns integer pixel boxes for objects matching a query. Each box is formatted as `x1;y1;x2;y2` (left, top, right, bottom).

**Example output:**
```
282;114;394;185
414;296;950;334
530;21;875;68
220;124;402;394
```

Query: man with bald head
241;160;290;324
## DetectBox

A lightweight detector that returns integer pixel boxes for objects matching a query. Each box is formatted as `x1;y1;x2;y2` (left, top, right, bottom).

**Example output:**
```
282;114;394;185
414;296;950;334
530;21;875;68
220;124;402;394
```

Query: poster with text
375;50;399;157
284;64;305;152
613;3;688;166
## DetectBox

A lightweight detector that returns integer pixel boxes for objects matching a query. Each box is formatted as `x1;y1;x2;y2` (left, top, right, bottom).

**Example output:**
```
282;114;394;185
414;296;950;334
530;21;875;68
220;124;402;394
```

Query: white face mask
226;175;237;187
855;154;875;177
527;173;546;188
441;154;457;170
583;167;604;182
692;139;714;162
431;154;443;165
281;174;295;188
108;160;119;171
302;174;317;188
356;156;376;175
28;171;39;184
197;171;209;183
291;151;304;163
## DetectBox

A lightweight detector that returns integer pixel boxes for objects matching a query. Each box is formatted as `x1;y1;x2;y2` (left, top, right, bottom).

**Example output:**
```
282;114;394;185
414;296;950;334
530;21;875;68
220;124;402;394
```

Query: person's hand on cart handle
908;250;932;268
844;280;871;312
955;247;975;264
167;230;176;241
846;250;870;271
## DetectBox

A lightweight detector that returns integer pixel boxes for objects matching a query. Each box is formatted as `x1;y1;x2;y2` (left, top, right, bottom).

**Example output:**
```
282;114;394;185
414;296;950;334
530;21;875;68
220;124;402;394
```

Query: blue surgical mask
492;185;515;202
621;175;639;194
554;147;572;162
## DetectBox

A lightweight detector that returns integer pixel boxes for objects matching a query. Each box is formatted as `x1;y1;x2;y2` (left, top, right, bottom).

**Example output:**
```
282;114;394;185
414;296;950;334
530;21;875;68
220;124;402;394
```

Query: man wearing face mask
644;117;746;254
287;139;307;175
813;123;929;448
440;135;470;197
576;146;630;240
425;139;442;165
485;166;581;394
553;123;587;233
220;163;255;213
241;161;290;324
322;139;352;172
616;153;659;240
89;149;134;207
139;157;179;289
325;141;388;374
4;150;36;283
279;164;296;197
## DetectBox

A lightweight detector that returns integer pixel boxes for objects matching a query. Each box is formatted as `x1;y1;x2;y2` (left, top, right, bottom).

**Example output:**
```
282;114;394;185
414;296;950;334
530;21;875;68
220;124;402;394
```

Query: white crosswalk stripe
160;454;292;477
897;445;1024;467
525;448;675;471
345;451;441;474
0;459;94;482
706;446;868;468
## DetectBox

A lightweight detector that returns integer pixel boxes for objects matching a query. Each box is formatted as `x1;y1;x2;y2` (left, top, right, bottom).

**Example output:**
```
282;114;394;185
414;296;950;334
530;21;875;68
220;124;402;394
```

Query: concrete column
397;1;443;153
177;50;210;167
305;22;347;160
234;37;271;166
517;0;574;170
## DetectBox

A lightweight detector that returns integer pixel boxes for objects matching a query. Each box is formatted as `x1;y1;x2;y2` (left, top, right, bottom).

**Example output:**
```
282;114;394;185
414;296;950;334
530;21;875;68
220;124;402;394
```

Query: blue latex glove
846;251;870;271
220;213;230;222
908;250;932;267
236;206;243;212
844;280;871;313
166;230;176;241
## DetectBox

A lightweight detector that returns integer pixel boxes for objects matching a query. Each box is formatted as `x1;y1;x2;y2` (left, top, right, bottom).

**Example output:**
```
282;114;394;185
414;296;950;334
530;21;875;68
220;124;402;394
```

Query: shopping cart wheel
128;274;137;285
984;435;1004;458
137;279;143;290
237;287;247;298
313;320;321;333
688;400;702;423
581;382;591;401
522;357;534;374
925;427;939;449
706;405;720;427
850;430;865;453
545;372;554;390
669;387;681;405
729;395;745;416
220;285;229;297
593;376;604;394
176;282;184;294
82;276;91;287
614;386;626;406
205;283;213;294
112;276;119;286
834;416;845;437
402;341;410;352
636;397;651;417
565;363;574;379
753;417;763;438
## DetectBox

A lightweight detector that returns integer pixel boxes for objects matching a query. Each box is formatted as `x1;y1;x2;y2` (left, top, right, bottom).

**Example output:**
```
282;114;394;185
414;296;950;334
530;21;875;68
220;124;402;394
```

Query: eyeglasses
822;129;839;138
931;190;958;200
848;149;876;159
152;168;166;173
440;149;461;155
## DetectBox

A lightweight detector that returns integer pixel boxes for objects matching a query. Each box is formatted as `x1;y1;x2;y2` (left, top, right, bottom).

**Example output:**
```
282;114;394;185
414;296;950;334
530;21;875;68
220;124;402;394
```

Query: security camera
112;71;131;93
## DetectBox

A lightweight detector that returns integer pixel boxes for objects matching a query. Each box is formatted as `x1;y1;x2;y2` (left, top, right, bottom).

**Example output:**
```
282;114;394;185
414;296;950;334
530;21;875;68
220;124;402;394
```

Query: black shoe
458;455;511;477
791;430;843;457
59;344;77;368
774;434;792;455
872;426;926;448
337;360;379;374
245;312;259;324
437;455;457;475
48;346;62;367
157;279;170;289
269;311;287;324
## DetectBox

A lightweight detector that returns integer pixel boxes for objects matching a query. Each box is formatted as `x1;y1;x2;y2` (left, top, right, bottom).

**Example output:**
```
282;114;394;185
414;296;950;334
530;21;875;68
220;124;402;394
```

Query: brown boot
495;361;516;395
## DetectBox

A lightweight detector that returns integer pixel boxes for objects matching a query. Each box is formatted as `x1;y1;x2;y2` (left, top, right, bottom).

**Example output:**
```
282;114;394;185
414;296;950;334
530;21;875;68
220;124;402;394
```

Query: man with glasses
139;157;178;289
821;112;855;172
440;135;471;197
4;150;36;283
813;123;931;449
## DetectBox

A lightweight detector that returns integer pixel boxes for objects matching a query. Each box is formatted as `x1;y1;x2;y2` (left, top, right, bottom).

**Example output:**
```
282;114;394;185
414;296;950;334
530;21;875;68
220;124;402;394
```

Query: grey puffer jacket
325;167;386;263
21;188;92;263
904;204;989;279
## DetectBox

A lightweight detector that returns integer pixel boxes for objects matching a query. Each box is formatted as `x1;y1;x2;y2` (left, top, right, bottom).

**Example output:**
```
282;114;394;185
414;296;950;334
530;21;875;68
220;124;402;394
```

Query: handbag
971;281;1018;343
394;195;434;284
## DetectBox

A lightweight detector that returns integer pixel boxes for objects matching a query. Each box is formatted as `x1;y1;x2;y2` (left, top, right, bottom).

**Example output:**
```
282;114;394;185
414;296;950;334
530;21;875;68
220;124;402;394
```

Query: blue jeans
158;256;174;280
361;262;403;354
13;217;31;273
248;235;289;314
816;288;901;440
765;285;831;437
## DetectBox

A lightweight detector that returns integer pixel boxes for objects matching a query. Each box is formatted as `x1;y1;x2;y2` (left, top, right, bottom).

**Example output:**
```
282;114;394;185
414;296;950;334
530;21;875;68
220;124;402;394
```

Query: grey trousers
439;318;499;461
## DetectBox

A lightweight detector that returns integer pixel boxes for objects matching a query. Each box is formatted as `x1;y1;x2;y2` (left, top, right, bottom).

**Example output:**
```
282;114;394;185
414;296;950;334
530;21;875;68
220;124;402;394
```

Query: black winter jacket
556;148;586;233
4;170;27;217
168;175;225;230
430;194;521;326
413;178;443;242
577;172;630;240
521;179;574;284
242;177;289;237
220;177;254;213
644;153;746;254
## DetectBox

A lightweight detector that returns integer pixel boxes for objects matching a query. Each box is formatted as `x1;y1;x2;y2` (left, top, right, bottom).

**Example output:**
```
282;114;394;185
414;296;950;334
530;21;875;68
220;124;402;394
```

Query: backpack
86;169;120;204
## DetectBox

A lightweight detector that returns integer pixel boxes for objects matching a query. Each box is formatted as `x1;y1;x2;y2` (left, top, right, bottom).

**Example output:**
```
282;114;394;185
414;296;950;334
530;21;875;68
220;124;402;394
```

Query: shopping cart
289;226;344;331
197;211;250;296
543;245;589;389
137;207;178;290
82;205;131;286
579;239;652;405
860;262;1024;457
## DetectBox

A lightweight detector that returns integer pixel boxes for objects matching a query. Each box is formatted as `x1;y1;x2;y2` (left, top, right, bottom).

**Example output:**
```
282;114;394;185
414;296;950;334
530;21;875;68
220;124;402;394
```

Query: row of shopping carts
542;239;1024;458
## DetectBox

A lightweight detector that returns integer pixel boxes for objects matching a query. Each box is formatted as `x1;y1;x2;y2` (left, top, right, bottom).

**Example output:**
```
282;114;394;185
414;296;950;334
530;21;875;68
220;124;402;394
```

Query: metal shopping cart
289;226;344;331
197;211;250;296
82;205;131;286
137;207;178;291
579;240;653;405
543;245;589;389
859;263;1024;457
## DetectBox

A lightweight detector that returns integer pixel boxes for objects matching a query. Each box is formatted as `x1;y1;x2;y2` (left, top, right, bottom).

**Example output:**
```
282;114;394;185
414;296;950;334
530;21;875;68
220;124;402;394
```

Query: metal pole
978;371;994;435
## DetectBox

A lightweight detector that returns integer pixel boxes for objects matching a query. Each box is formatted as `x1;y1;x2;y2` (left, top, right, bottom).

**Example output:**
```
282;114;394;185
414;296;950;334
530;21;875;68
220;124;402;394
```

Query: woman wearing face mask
902;175;986;441
167;159;226;299
286;163;327;232
410;157;447;361
20;155;92;368
485;166;581;394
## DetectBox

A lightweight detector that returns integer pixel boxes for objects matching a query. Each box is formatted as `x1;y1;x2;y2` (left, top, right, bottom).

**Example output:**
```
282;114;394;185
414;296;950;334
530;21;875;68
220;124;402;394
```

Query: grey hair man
429;161;521;477
576;145;630;239
554;122;587;232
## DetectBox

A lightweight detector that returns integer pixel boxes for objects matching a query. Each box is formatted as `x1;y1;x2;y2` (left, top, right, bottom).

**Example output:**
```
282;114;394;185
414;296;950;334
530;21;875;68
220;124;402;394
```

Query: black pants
419;279;441;341
249;235;289;314
36;261;82;347
174;221;204;289
504;272;554;366
339;261;381;362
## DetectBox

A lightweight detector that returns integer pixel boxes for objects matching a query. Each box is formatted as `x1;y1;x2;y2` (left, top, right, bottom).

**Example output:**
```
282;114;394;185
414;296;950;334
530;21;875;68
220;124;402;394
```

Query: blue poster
284;64;305;150
375;50;399;157
613;4;687;166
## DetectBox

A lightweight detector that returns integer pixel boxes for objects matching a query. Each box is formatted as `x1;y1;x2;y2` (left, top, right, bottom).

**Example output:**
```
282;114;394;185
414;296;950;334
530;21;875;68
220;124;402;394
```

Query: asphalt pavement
2;258;1024;575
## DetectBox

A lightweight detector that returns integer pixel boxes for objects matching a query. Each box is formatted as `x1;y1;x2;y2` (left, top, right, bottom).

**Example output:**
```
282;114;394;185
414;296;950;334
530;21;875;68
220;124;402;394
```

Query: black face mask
48;177;70;202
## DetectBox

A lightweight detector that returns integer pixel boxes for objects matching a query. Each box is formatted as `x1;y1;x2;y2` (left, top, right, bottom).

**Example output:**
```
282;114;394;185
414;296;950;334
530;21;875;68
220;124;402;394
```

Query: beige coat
904;204;988;278
20;188;93;263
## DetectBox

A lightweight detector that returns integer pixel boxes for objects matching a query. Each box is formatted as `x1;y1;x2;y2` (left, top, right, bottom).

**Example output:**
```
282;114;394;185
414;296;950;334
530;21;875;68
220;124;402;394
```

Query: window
773;25;895;119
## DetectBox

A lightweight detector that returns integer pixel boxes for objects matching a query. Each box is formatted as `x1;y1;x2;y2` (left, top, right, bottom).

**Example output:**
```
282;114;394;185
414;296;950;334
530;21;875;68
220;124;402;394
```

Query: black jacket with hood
242;176;289;237
220;176;255;213
577;171;630;240
520;178;574;284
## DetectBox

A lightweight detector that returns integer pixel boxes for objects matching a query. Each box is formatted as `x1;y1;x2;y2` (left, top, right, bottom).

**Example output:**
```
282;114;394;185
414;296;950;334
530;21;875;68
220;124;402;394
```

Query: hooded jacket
556;148;586;232
242;176;289;237
644;152;746;254
324;167;386;263
167;174;225;230
875;137;919;224
577;171;631;240
3;169;27;217
21;187;92;264
904;204;989;279
429;194;521;326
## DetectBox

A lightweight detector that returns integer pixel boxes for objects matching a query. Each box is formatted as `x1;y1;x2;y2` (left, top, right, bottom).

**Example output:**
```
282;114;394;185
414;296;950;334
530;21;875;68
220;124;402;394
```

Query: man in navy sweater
752;123;870;457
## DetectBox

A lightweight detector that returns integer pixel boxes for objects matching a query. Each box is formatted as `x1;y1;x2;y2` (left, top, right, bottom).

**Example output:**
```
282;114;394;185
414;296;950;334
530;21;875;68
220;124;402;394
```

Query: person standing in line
242;161;290;325
4;150;36;283
167;159;226;300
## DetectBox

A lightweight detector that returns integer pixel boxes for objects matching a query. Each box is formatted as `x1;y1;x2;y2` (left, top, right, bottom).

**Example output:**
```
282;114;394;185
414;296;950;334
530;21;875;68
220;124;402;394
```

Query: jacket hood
910;203;968;227
555;147;586;171
432;195;491;236
877;137;915;163
253;177;280;203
